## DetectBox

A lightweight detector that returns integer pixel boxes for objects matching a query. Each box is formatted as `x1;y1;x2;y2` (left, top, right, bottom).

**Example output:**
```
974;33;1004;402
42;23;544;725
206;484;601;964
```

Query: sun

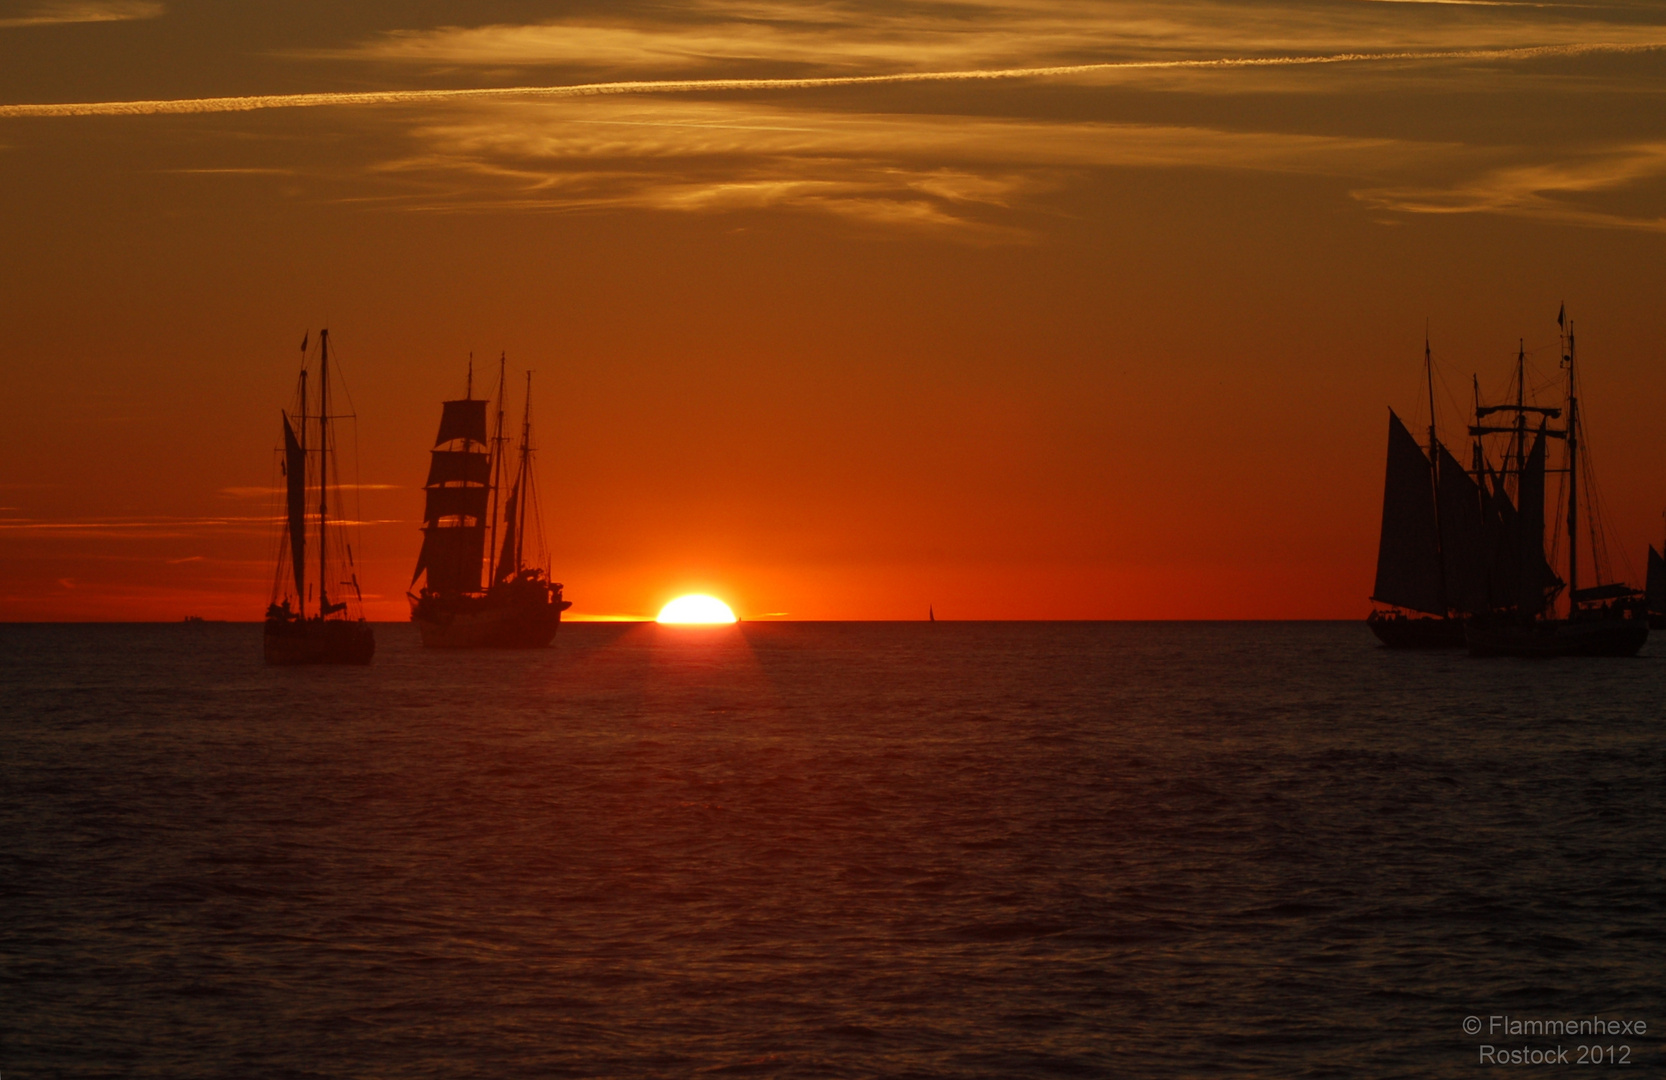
656;594;737;624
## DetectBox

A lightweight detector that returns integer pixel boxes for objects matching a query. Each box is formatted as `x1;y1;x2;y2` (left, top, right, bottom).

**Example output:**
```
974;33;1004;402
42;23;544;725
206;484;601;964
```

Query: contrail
0;43;1658;118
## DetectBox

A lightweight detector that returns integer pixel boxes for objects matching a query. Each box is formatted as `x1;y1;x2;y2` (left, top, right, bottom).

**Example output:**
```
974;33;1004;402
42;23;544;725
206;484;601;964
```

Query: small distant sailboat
408;355;571;648
264;329;376;665
929;605;935;622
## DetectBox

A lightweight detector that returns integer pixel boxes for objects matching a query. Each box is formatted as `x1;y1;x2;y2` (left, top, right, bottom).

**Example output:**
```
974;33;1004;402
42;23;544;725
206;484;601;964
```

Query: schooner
1368;310;1648;656
264;329;376;665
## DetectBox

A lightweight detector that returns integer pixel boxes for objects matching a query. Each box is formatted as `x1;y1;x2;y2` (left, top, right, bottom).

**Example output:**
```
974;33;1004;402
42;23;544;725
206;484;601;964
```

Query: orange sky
3;0;1666;620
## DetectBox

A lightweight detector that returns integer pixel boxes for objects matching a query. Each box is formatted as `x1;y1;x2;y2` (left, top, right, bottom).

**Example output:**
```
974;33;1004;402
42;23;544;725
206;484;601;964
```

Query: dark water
2;622;1662;1078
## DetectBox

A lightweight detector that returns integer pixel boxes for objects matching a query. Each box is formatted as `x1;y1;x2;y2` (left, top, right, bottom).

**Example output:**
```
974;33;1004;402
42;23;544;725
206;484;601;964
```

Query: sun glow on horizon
656;594;738;624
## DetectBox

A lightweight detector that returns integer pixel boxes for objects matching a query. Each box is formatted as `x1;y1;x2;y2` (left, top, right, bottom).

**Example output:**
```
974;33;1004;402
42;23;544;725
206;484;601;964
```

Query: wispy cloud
3;42;1661;118
1355;141;1666;231
0;1;162;29
365;96;1420;233
0;514;404;539
0;515;279;540
4;2;1663;238
328;0;1666;74
219;484;400;498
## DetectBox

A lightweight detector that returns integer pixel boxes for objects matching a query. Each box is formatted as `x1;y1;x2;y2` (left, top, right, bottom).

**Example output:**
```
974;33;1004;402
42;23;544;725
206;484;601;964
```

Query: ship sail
413;492;488;593
425;449;491;487
1435;442;1487;614
424;485;490;522
1514;425;1549;614
1372;410;1443;615
413;525;485;593
435;398;488;447
413;395;492;595
1477;428;1559;614
1481;464;1517;607
493;483;518;586
282;412;306;601
1647;546;1666;615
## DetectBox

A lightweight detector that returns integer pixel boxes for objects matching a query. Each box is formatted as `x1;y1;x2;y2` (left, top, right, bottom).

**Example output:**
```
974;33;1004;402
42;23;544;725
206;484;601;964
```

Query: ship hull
264;618;376;665
411;582;570;648
1366;611;1467;648
1465;615;1648;658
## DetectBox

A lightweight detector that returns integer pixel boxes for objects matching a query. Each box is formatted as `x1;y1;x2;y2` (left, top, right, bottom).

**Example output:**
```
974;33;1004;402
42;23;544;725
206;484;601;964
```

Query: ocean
2;621;1661;1077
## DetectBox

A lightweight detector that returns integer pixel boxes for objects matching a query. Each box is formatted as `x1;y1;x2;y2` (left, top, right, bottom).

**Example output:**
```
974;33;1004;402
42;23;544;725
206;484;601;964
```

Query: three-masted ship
408;357;570;647
1368;310;1648;656
264;329;376;665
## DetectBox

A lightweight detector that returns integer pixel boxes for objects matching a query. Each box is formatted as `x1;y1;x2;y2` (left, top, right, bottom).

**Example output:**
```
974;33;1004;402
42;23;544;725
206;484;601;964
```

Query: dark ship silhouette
1369;310;1647;656
408;357;570;648
264;329;376;665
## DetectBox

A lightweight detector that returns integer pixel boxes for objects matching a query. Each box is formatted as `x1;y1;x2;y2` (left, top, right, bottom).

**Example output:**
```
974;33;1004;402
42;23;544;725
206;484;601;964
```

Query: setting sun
656;595;738;624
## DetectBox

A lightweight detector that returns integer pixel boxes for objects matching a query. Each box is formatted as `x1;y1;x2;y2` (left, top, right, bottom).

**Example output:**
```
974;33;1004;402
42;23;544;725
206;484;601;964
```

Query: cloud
357;96;1427;235
0;515;279;540
0;1;162;28
3;2;1663;237
4;43;1664;118
219;484;399;498
327;0;1666;75
1355;141;1666;231
0;514;404;540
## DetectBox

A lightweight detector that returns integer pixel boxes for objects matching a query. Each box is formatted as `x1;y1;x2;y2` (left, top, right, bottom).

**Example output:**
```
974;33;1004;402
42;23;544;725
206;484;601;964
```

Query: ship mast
515;371;532;574
1514;341;1527;492
297;359;307;610
1467;334;1566;617
487;353;507;587
1564;313;1579;604
1470;375;1482;477
1425;332;1448;615
318;328;330;619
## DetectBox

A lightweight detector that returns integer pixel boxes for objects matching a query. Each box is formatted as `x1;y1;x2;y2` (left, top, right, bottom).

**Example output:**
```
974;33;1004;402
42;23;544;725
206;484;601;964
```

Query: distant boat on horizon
408;355;570;648
263;329;375;665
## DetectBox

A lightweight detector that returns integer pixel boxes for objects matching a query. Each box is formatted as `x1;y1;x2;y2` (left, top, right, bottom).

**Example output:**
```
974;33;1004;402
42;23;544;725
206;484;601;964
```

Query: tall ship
408;357;570;647
1370;312;1648;656
1463;311;1647;656
264;329;376;665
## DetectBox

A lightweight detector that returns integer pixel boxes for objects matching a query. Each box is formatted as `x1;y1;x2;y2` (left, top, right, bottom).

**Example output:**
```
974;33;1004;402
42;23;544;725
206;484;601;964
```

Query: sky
2;0;1665;621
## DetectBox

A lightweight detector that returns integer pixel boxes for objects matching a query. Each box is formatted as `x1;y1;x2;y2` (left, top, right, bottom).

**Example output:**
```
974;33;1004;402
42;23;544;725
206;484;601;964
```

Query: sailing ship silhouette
1369;310;1647;656
264;329;375;665
408;355;570;647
